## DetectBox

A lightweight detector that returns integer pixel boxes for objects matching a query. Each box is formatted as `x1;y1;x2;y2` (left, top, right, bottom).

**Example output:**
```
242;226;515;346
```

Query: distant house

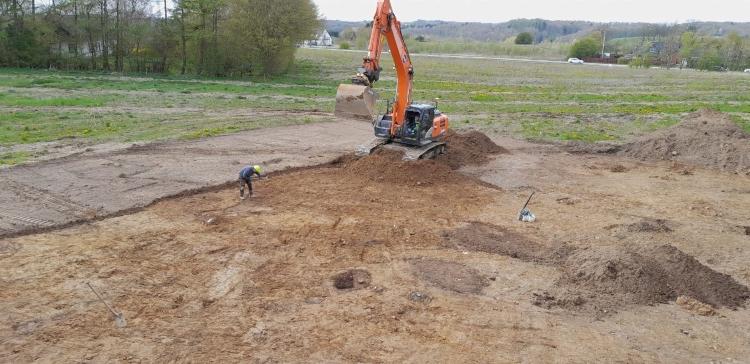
304;30;334;47
649;42;665;55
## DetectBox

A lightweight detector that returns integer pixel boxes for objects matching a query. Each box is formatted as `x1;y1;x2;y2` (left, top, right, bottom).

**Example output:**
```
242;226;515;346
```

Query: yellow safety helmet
253;165;262;174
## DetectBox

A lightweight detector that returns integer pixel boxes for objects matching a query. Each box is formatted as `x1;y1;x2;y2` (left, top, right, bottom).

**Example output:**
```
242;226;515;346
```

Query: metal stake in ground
86;282;127;328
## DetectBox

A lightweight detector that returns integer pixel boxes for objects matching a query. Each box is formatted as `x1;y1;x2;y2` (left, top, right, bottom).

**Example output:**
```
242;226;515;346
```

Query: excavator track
355;138;388;157
385;142;446;161
355;139;446;161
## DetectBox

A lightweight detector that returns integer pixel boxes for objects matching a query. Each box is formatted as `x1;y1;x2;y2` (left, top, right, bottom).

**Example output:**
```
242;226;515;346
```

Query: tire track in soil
2;179;94;220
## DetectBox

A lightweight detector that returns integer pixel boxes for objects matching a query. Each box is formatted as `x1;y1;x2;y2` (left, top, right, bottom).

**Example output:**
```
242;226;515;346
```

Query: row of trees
569;30;750;71
0;0;321;76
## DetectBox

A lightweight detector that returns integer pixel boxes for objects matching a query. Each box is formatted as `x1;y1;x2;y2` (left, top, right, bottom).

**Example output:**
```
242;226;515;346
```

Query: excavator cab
375;104;447;147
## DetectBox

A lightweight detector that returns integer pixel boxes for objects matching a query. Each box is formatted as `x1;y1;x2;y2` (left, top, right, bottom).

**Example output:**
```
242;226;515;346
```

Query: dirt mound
443;223;748;313
619;110;750;173
338;149;459;186
549;244;750;313
442;222;571;263
330;131;505;185
411;258;489;294
625;218;674;233
438;130;508;169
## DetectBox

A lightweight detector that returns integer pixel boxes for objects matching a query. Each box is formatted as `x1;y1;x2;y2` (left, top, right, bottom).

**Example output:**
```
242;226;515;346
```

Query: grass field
1;47;749;165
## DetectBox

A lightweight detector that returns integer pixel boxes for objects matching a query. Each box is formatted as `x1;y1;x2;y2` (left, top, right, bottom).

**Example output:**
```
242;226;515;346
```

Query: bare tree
100;0;110;70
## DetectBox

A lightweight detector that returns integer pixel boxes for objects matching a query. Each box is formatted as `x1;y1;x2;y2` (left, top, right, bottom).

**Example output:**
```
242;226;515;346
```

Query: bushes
339;42;350;50
569;36;601;59
515;32;533;45
629;56;652;69
696;52;724;71
224;0;321;76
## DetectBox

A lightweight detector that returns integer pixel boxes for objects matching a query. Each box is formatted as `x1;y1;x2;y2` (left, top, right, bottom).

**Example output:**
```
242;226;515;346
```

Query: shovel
86;282;127;328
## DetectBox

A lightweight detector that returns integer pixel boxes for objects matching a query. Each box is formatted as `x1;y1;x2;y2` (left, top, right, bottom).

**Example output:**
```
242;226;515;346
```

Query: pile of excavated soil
624;218;674;233
553;244;750;312
619;110;750;173
338;149;460;186
332;131;505;186
438;130;509;169
441;224;749;313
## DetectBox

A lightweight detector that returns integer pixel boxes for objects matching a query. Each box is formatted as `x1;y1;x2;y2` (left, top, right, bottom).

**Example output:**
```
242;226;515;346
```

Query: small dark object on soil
332;269;371;290
409;291;431;303
626;218;673;233
610;165;627;173
532;291;557;308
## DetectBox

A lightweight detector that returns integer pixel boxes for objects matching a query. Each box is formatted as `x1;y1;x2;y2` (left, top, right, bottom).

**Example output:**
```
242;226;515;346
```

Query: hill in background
326;19;750;43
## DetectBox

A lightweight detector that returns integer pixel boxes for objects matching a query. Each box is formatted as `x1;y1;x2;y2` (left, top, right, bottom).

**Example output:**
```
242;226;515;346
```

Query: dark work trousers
239;177;253;198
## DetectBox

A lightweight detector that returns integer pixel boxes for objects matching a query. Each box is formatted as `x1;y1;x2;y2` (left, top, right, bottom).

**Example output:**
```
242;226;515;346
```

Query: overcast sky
313;0;750;23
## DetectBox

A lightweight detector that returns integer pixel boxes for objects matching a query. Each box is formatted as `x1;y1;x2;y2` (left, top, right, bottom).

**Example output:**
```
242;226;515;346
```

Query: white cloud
313;0;750;23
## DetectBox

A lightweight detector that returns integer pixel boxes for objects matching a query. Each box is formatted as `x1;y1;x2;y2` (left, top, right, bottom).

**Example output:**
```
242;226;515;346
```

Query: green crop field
1;47;749;165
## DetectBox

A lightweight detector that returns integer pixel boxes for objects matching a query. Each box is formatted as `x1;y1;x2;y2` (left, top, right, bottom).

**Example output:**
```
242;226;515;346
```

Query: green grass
730;115;750;133
0;92;108;107
0;47;749;154
406;39;570;60
520;119;618;142
0;151;31;166
0;110;325;146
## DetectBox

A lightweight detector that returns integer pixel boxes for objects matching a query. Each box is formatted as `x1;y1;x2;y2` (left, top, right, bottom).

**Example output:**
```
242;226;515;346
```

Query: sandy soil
0;119;371;237
1;128;748;363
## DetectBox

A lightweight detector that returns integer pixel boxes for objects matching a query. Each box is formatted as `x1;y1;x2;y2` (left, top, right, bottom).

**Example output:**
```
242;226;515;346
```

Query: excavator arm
362;0;413;131
335;0;413;127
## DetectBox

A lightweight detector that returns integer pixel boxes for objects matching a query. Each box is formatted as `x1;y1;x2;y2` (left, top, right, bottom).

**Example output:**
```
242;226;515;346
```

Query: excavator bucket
334;84;378;120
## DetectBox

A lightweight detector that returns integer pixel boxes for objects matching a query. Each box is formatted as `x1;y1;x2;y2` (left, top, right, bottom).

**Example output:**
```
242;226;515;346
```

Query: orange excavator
334;0;450;160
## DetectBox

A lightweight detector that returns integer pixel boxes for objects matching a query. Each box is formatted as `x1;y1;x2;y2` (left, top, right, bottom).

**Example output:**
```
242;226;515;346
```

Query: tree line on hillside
0;0;321;75
327;19;750;44
569;29;750;71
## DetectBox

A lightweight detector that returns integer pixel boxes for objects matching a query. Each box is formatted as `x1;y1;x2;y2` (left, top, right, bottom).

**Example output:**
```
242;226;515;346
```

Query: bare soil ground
0;119;371;237
2;117;750;363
